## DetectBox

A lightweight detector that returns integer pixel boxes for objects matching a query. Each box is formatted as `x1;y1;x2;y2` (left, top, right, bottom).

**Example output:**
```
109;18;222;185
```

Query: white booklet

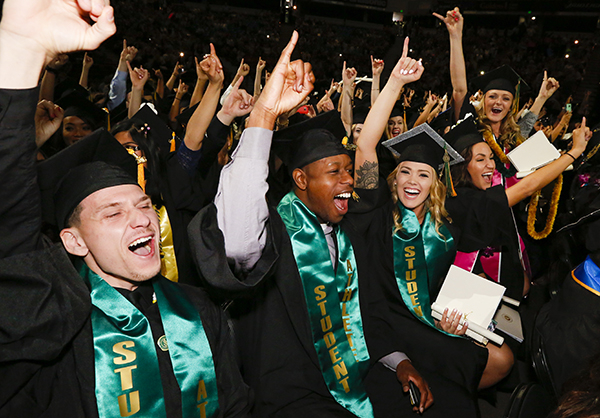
506;130;561;178
493;303;524;343
431;265;506;345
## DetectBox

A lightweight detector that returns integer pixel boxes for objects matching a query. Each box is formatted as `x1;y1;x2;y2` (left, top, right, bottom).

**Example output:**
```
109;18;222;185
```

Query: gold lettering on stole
324;332;336;348
329;346;341;363
113;341;139;416
333;361;348;379
404;247;422;315
117;391;141;417
114;365;137;390
314;285;327;300
113;341;136;364
197;380;208;418
406;258;415;270
321;316;333;332
405;246;416;257
407;282;418;294
406;270;416;281
317;301;327;316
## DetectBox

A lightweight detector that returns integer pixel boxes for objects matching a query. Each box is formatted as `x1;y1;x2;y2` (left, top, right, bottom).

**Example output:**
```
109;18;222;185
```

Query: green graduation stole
79;264;219;418
392;204;456;331
277;191;374;418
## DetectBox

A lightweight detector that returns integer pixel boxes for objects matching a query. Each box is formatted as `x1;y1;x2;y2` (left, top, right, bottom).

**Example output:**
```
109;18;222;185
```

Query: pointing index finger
401;37;410;60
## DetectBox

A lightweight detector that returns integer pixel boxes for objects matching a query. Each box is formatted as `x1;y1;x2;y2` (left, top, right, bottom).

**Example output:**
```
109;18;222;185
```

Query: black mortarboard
272;110;349;173
353;105;370;125
130;104;179;155
471;65;530;96
108;100;128;128
444;114;484;154
56;89;108;129
390;103;404;119
556;179;600;252
38;128;138;230
383;123;463;170
175;102;199;126
429;107;454;136
54;78;89;103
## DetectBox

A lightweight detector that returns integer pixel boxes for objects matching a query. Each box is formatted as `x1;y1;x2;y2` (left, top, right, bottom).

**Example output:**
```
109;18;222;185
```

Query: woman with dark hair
446;115;591;299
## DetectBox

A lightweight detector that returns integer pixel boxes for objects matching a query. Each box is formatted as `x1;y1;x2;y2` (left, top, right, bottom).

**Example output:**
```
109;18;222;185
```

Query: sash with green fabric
79;264;219;418
392;204;456;331
277;191;374;418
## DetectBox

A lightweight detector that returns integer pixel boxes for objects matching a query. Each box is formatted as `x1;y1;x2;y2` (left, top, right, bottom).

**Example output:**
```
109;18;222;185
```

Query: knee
489;343;514;379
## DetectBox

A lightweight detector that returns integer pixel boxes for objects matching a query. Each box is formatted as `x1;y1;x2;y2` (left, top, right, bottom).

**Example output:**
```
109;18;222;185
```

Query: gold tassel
169;132;176;152
126;148;147;193
443;148;457;197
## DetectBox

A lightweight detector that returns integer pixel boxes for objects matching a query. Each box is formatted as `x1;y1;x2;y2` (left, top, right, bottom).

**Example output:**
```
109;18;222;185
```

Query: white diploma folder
431;265;506;345
506;130;562;178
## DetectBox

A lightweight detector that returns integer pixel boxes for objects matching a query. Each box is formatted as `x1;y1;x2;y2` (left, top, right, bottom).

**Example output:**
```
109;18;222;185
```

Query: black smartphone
409;381;421;408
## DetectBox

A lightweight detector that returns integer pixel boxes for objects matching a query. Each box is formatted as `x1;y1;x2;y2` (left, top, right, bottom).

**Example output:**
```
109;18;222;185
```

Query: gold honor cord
155;204;179;282
527;174;563;240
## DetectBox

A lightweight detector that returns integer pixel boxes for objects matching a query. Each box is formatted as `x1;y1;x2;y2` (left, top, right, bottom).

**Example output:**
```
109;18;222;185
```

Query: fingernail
451;308;457;315
409;69;414;74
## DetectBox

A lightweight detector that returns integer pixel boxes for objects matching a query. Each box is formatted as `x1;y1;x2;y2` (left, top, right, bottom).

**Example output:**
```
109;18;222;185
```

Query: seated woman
446;115;591;300
349;40;511;417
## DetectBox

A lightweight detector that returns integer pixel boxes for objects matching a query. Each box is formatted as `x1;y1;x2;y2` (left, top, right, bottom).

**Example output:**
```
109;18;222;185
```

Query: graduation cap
382;123;464;170
390;103;405;119
444;114;484;154
429;107;454;136
130;104;179;155
37;128;138;230
175;102;198;126
556;178;600;252
471;65;530;96
272;110;350;174
56;89;108;129
353;105;370;125
108;100;128;129
54;78;89;103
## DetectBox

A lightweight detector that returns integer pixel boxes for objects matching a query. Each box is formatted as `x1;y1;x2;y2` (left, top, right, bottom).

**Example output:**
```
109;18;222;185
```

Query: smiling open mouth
482;172;493;182
491;107;503;115
334;192;351;212
404;188;420;197
128;236;153;256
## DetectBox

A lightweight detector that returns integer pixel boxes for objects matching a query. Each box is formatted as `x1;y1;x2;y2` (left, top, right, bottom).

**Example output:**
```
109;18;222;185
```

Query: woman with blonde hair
350;38;512;418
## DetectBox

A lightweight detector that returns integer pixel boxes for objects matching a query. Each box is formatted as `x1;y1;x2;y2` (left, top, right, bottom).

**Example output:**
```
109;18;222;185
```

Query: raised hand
35;99;64;147
195;56;208;81
220;76;254;124
48;54;69;70
433;7;463;38
154;69;164;80
199;43;224;85
249;31;314;129
127;61;149;90
371;55;384;77
176;79;189;97
82;52;93;70
537;71;560;100
237;59;250;78
389;37;424;86
342;61;357;88
172;61;184;78
571;117;592;154
257;57;266;72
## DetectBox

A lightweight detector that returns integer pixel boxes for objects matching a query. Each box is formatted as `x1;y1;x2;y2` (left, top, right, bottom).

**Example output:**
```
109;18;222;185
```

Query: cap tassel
443;148;457;197
512;80;521;115
169;132;176;152
126;148;147;193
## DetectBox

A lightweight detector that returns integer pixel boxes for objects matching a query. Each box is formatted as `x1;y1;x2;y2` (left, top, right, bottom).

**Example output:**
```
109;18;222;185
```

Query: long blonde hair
387;163;451;237
476;95;525;149
386;117;408;139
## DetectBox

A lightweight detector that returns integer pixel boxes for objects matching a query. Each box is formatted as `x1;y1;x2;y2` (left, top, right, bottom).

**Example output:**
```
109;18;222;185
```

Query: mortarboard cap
383;123;463;170
429;107;454;136
390;103;404;119
37;128;138;230
272;110;350;173
444;114;484;154
471;65;530;96
175;102;199;126
130;104;179;155
56;89;108;129
353;105;370;125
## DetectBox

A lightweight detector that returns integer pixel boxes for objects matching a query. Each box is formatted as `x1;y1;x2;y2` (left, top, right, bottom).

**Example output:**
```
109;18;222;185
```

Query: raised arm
107;39;137;110
413;91;438;127
168;79;188;122
166;61;183;92
39;54;68;102
254;57;266;101
354;38;423;189
529;71;560;117
506;118;591;207
371;55;384;106
215;31;314;272
184;44;224;151
0;0;116;257
189;55;209;108
433;7;466;120
79;52;93;88
127;62;149;119
340;62;357;135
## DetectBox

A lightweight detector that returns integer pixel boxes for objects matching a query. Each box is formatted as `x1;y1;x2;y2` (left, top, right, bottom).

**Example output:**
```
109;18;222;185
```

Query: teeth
129;236;152;249
482;172;492;177
405;188;419;195
335;192;351;199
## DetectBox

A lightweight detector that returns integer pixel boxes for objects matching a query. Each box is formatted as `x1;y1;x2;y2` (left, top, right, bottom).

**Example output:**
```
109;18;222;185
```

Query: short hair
65;203;83;228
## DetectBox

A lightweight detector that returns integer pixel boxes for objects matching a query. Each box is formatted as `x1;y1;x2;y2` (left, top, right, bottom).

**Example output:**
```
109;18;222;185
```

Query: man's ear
59;228;89;257
292;168;308;191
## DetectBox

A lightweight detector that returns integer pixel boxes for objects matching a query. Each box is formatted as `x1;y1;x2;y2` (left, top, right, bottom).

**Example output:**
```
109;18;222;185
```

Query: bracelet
174;97;181;101
565;151;577;161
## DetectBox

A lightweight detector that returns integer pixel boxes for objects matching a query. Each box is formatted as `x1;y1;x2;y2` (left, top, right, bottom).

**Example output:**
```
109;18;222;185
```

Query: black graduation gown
535;272;600;394
188;203;406;418
446;185;525;300
0;87;250;418
344;186;488;417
